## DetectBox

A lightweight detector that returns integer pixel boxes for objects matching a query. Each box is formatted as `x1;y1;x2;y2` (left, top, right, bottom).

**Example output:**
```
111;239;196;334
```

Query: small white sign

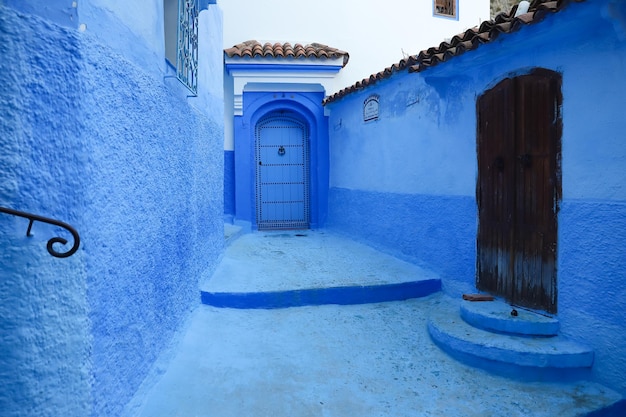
363;95;379;122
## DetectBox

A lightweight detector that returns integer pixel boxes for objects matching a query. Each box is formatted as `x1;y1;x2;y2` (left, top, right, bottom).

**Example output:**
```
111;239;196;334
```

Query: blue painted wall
3;0;78;28
231;91;329;229
224;150;236;220
0;2;224;416
325;0;626;394
0;9;91;417
328;189;476;295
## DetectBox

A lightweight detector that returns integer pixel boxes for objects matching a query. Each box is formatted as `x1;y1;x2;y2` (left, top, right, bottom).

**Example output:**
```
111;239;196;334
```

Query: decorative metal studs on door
255;112;310;230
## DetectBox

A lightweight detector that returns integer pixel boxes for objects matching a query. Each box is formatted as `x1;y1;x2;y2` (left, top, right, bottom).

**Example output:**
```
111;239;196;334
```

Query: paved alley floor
201;229;438;293
124;231;621;417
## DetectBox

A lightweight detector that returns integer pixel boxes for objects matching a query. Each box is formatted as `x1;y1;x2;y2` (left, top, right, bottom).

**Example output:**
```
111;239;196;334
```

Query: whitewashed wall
221;0;490;94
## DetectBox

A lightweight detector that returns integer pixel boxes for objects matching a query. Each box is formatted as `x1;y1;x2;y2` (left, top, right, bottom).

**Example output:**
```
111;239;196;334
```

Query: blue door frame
232;91;329;230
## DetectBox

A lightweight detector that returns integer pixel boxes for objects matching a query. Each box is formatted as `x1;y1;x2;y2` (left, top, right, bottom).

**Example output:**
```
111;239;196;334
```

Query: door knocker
278;145;286;156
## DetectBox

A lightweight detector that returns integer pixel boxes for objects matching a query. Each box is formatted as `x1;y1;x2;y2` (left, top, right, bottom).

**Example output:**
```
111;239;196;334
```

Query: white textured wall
220;0;490;94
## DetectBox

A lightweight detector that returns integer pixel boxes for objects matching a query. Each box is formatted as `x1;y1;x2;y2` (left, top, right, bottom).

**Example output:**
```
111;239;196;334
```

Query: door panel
477;70;561;313
255;112;310;230
477;77;516;300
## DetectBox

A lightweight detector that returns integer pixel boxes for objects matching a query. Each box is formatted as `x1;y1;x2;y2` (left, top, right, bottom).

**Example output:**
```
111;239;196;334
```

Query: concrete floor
123;230;622;417
203;229;439;293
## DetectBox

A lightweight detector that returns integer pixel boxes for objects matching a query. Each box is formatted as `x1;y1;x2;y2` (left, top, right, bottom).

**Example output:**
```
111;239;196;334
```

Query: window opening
434;0;457;18
164;0;199;94
164;0;178;66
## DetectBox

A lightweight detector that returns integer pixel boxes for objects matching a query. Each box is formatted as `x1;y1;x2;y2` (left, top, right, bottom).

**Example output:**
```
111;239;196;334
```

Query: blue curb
201;279;441;309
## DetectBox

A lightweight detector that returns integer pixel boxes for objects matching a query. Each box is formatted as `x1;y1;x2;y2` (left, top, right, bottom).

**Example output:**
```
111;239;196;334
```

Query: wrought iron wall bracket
0;206;80;258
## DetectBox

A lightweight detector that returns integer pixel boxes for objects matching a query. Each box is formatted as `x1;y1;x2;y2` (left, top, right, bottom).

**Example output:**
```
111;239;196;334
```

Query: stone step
201;230;442;309
428;298;594;380
460;298;560;336
201;279;441;309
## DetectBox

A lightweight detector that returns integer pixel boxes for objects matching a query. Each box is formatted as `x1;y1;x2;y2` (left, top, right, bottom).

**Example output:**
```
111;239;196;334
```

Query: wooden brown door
477;69;562;313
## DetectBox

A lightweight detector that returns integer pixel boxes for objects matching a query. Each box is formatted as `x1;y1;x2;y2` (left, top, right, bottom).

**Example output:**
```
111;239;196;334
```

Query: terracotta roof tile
225;40;350;66
324;0;585;104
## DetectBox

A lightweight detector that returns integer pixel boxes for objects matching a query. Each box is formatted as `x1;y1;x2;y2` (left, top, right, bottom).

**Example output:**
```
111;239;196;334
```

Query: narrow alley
124;231;621;417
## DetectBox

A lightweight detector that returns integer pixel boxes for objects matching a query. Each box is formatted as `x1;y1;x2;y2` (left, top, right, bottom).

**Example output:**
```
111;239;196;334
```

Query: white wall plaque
363;95;379;122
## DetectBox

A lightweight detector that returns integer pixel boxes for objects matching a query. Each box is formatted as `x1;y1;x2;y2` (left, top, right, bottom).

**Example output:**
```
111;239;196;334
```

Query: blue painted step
460;298;560;336
201;279;441;309
428;299;594;380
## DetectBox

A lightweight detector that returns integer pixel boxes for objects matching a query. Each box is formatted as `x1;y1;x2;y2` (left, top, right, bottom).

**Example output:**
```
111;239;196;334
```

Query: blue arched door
255;111;310;230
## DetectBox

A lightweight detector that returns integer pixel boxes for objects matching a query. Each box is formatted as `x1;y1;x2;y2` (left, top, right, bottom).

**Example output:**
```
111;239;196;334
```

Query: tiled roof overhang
225;40;350;67
323;0;585;105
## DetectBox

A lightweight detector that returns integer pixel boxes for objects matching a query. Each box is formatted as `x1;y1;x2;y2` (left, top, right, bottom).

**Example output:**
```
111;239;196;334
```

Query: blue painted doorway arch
255;111;310;229
232;91;329;230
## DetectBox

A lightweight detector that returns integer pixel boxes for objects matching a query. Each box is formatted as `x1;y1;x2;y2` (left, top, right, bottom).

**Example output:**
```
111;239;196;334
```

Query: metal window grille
176;0;199;94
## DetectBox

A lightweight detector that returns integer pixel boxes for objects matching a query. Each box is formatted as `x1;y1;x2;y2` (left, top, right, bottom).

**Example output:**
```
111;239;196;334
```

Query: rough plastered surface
80;37;224;417
0;4;224;417
0;8;92;417
127;295;622;417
